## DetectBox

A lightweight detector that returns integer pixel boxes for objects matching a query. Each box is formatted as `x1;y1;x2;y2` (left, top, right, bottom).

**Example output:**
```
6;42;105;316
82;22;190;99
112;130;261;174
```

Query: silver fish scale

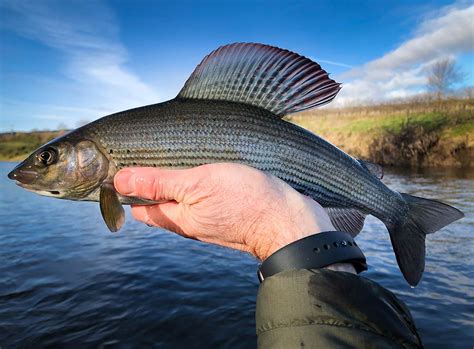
84;99;406;221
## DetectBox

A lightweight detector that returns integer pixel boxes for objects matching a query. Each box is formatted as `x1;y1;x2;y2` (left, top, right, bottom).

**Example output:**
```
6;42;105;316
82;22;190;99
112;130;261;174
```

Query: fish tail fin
387;193;463;286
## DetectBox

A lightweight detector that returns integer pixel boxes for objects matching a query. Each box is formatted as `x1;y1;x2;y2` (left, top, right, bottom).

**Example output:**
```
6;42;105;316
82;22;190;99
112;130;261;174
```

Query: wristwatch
258;231;367;282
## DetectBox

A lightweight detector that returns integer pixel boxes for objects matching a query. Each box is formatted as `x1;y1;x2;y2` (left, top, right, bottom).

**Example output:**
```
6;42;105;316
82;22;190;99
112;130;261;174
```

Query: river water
0;162;472;348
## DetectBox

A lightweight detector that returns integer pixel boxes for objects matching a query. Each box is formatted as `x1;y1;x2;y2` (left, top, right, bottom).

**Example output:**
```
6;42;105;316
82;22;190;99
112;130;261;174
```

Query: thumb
114;167;207;203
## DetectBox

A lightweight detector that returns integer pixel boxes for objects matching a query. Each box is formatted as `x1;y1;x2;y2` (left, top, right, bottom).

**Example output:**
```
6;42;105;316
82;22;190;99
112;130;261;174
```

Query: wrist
258;197;335;260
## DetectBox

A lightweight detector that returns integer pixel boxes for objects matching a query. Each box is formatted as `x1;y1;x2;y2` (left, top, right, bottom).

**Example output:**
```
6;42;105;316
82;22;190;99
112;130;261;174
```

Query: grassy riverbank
291;98;473;168
1;99;473;167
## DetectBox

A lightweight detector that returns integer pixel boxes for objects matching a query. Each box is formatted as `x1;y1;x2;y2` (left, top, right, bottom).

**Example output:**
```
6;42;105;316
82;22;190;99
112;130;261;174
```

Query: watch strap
258;231;367;282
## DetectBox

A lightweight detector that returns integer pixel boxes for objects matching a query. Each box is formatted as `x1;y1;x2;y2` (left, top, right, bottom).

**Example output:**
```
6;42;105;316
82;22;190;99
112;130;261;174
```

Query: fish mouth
8;165;38;185
11;180;62;197
8;166;61;196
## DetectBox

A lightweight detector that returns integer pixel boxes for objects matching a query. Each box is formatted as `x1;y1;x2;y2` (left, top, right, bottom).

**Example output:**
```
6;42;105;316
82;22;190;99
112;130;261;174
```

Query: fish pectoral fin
325;207;367;237
358;159;384;180
99;183;125;232
177;43;341;117
118;194;167;205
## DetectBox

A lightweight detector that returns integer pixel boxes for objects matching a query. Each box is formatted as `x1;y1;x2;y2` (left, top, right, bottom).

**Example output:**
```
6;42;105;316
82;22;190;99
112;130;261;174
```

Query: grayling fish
8;43;463;285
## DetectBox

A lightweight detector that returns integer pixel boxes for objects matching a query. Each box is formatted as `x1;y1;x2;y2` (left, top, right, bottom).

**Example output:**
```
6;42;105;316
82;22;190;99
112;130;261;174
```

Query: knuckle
149;176;162;198
135;174;162;200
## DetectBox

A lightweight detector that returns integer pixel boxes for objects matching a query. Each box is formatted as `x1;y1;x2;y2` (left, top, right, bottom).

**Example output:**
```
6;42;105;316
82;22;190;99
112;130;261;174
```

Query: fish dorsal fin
100;183;125;232
326;207;367;237
178;43;341;117
358;159;384;179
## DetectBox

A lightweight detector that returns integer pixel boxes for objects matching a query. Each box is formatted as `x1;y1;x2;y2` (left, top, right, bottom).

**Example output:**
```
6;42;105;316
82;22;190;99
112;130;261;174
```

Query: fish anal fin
100;183;125;232
325;207;366;237
178;43;341;117
358;159;384;179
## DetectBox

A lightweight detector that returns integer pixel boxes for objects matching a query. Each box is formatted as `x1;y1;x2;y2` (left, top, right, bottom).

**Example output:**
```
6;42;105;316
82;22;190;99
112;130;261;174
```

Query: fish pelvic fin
388;193;464;286
100;183;125;232
177;43;341;117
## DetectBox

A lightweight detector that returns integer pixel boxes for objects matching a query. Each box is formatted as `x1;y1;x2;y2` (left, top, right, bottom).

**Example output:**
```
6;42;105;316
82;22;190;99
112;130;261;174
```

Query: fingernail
115;170;134;195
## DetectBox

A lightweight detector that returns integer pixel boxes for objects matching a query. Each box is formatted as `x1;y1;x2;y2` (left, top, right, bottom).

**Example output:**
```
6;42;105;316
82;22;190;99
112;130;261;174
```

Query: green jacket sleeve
256;269;423;348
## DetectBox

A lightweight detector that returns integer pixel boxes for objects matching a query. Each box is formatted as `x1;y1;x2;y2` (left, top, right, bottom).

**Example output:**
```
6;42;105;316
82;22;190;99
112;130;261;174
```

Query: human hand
114;163;336;261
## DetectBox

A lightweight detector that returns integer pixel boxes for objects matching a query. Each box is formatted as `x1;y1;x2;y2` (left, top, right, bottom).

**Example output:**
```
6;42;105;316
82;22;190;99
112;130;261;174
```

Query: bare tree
427;58;463;100
460;86;474;99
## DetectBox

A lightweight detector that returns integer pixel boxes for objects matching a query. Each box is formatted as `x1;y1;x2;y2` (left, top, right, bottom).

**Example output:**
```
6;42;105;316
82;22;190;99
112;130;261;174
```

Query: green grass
294;110;472;138
380;113;448;133
448;122;474;137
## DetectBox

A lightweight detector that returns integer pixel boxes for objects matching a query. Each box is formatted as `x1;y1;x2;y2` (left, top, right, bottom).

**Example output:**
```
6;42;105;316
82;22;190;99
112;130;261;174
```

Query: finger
131;202;189;237
114;166;209;203
129;205;151;223
134;203;254;252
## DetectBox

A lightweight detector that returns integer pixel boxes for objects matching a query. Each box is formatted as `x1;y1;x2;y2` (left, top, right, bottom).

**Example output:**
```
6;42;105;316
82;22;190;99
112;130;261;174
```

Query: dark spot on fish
49;191;60;195
324;244;330;250
109;149;113;154
132;162;137;166
153;164;157;167
126;149;131;154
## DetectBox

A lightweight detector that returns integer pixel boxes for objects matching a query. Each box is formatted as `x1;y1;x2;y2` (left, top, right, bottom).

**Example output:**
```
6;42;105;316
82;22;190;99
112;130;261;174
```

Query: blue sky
1;0;473;131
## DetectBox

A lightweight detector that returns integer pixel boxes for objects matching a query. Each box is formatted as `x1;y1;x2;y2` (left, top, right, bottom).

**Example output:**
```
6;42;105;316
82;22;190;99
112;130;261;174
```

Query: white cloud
311;58;353;69
0;0;159;128
334;3;474;106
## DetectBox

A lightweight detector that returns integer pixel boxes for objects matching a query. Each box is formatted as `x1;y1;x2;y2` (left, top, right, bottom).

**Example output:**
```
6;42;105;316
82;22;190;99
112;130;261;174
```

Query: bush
369;120;441;167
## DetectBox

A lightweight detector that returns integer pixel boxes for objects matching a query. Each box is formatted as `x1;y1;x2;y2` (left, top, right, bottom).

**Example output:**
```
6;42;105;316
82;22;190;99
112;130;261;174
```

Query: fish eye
37;148;58;165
